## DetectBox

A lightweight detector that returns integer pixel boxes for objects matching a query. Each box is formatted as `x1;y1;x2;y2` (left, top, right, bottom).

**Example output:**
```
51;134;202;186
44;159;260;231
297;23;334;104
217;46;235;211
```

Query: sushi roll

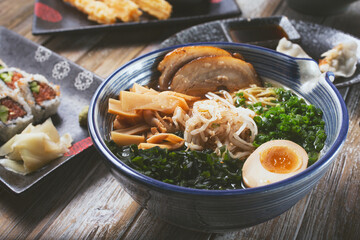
18;74;60;122
0;89;34;142
0;67;29;91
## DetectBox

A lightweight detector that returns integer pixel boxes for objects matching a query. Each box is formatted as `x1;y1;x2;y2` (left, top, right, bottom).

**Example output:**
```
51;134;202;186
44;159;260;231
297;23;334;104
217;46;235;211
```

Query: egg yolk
260;146;301;174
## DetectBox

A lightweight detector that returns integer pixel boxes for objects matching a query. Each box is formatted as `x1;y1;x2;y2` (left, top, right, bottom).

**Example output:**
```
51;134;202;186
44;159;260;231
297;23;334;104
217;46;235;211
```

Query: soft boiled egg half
242;140;308;188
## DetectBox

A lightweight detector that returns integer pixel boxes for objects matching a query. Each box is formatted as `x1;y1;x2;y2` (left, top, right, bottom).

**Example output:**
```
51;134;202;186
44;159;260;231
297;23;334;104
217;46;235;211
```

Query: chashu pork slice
157;46;231;90
170;55;262;96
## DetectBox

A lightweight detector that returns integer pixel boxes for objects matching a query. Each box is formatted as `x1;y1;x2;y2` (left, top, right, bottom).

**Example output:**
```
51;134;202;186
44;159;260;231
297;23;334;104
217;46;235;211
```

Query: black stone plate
161;16;360;92
0;27;103;194
32;0;241;35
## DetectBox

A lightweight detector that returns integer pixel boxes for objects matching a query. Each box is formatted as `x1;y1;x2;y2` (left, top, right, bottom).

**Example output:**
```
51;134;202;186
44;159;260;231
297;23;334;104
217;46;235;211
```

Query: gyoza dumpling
276;37;311;59
319;40;358;78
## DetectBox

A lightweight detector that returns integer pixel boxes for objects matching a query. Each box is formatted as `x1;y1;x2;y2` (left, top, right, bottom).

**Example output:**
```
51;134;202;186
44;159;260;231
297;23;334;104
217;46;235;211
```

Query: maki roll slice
0;89;33;142
0;67;28;90
18;74;60;122
0;61;62;141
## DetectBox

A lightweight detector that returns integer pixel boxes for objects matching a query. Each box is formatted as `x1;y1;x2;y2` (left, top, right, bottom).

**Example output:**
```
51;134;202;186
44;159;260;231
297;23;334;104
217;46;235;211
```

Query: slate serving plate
32;0;241;35
0;27;102;194
161;16;360;90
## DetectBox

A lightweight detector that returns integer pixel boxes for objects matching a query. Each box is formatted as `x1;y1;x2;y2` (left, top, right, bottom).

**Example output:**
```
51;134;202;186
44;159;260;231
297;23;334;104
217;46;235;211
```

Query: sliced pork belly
170;55;262;96
157;46;232;90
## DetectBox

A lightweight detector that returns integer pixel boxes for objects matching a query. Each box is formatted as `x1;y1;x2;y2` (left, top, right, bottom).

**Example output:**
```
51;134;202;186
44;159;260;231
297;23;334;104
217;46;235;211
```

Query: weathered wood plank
0;0;50;44
0;149;102;238
0;0;35;30
122;209;211;240
213;196;310;240
74;32;146;78
42;33;110;66
31;156;142;239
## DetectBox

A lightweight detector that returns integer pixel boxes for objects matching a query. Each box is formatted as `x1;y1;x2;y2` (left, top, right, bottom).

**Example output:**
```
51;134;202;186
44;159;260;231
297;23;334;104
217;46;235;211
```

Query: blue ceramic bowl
88;42;349;232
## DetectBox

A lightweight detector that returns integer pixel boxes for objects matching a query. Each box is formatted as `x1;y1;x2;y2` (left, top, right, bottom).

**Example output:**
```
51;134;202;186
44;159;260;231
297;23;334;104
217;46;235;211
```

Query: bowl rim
88;42;349;196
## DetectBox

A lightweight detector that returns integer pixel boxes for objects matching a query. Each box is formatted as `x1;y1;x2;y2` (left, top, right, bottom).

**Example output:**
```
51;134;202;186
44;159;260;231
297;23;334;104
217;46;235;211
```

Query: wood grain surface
0;0;359;239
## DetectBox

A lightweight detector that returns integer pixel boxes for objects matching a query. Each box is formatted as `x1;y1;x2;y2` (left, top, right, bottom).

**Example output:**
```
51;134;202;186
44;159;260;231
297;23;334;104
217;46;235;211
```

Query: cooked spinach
106;141;244;190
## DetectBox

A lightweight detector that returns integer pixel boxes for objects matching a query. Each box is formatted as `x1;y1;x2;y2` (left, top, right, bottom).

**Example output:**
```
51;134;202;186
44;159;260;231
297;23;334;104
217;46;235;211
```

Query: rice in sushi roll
18;74;60;122
0;88;33;142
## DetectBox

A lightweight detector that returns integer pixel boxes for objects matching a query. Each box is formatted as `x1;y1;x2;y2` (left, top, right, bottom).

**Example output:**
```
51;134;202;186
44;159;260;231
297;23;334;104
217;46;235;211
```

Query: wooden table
1;0;359;239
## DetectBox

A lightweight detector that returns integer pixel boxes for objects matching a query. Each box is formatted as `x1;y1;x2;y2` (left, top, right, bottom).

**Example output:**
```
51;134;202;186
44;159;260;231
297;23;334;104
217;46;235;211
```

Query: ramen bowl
88;42;348;232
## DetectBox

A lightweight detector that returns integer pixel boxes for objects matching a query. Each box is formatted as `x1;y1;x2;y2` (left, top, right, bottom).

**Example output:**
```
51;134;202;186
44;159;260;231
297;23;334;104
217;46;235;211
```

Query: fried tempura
102;0;142;22
64;0;117;24
63;0;173;24
131;0;172;20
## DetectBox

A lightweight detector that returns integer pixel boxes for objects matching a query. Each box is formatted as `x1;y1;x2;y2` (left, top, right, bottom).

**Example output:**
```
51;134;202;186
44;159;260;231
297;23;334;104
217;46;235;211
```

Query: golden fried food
102;0;142;22
64;0;117;24
63;0;173;24
132;0;172;20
